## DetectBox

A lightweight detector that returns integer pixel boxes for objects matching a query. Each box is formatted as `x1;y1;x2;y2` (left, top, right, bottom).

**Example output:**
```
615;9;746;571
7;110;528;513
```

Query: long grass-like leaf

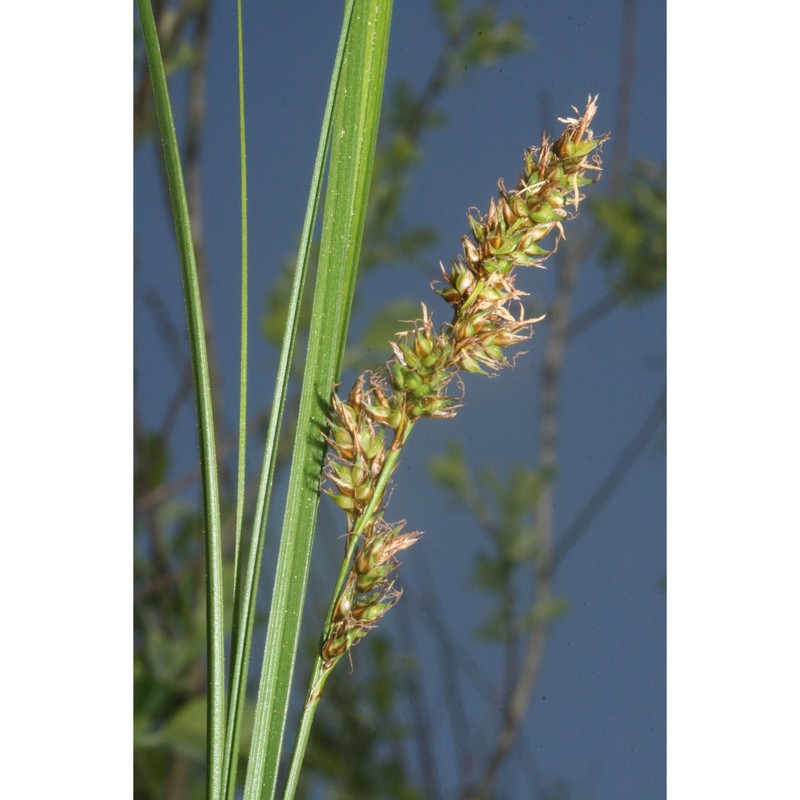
220;2;359;797
232;0;249;617
221;0;252;793
242;2;394;798
135;1;225;798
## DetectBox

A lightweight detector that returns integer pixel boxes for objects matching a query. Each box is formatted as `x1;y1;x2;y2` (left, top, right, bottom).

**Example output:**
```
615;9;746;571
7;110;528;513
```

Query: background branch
461;3;643;795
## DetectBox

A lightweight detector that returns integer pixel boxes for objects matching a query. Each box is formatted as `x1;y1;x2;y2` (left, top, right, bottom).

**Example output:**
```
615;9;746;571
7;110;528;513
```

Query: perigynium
318;95;608;683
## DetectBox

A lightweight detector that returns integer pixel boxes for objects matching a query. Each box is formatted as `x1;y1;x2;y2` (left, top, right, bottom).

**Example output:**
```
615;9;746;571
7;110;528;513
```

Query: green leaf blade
135;2;226;798
242;2;394;799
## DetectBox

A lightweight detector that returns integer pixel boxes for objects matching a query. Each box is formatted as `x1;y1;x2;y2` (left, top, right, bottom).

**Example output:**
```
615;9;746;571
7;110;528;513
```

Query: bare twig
461;3;645;796
462;223;591;800
551;384;666;572
403;567;482;775
395;611;444;800
566;291;620;339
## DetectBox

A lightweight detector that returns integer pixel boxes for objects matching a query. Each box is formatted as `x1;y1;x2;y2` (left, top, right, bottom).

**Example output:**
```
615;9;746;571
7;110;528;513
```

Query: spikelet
319;97;607;674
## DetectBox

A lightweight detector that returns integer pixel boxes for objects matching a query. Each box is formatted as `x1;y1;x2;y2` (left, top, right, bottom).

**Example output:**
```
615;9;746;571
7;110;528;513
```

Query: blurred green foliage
430;442;566;643
593;160;666;302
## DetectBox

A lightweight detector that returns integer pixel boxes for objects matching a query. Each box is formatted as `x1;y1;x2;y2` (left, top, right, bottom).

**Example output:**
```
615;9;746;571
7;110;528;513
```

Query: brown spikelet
318;98;607;675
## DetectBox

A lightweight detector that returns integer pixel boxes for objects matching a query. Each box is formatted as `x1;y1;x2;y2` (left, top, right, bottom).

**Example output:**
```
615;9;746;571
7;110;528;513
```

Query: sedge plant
136;0;606;797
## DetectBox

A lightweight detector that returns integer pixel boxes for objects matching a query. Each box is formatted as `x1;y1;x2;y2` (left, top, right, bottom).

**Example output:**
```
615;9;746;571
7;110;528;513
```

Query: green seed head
462;235;481;268
321;97;606;670
455;263;476;297
414;331;434;358
355;564;394;593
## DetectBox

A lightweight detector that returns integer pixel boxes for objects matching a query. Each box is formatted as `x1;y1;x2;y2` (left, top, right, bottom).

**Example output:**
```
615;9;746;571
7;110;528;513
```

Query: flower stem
281;421;415;798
